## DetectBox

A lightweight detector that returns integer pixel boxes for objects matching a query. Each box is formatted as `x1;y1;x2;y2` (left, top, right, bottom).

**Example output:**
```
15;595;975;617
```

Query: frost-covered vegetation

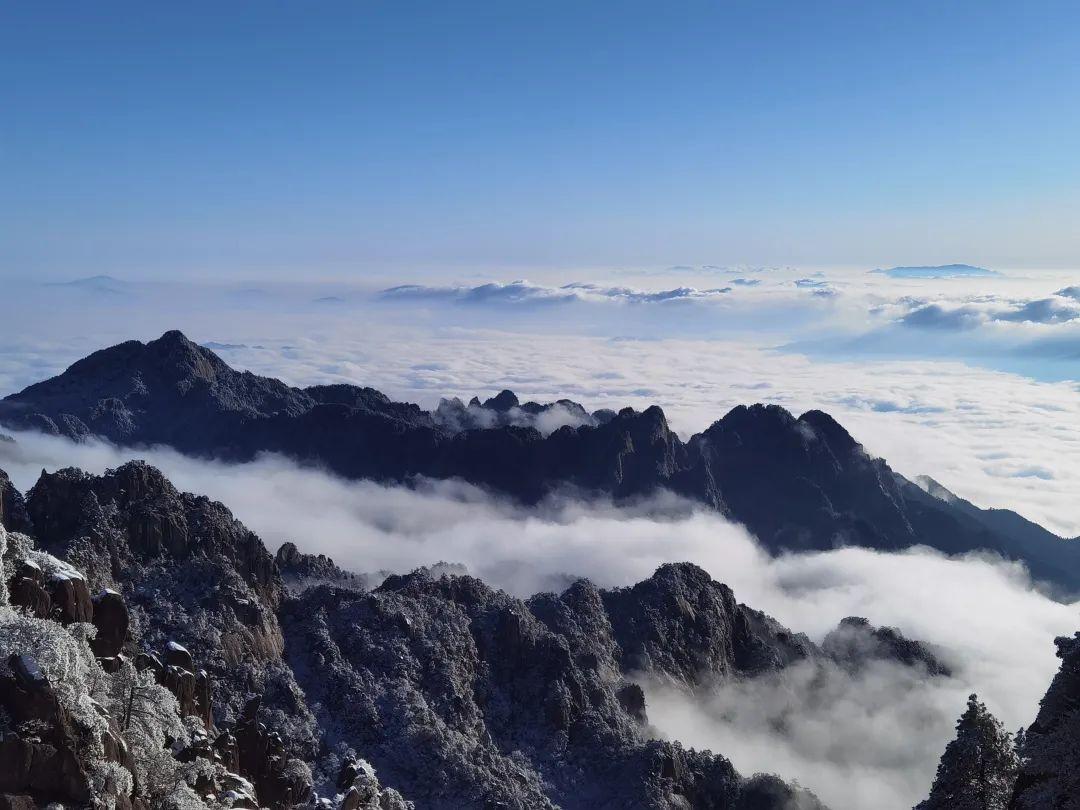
0;522;223;809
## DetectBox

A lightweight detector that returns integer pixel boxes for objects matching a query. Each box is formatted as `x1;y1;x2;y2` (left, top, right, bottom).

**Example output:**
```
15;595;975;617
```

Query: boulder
8;577;50;618
163;665;198;718
0;658;91;804
90;589;130;658
46;571;93;625
163;640;193;670
133;652;164;680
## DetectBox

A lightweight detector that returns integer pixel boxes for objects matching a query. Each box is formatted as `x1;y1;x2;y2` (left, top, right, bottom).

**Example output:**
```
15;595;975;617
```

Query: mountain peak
482;389;520;412
150;328;195;347
798;409;860;455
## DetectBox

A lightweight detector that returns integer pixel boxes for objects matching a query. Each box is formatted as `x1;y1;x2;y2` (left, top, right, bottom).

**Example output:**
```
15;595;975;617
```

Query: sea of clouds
3;264;1080;807
3;265;1080;535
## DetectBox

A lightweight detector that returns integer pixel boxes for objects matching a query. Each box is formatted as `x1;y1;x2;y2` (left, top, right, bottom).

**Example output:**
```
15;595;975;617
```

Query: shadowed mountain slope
3;330;1078;593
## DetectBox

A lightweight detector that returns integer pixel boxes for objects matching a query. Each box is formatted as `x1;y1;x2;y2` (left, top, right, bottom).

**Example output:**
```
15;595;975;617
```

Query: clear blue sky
3;1;1079;280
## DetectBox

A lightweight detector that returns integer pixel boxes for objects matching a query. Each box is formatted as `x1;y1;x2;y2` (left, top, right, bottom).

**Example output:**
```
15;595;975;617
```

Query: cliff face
22;462;302;736
0;467;31;534
3;330;1077;593
1010;633;1080;808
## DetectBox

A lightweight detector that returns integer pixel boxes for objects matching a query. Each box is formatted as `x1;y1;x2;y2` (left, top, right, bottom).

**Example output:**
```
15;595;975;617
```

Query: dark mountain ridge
2;330;1077;593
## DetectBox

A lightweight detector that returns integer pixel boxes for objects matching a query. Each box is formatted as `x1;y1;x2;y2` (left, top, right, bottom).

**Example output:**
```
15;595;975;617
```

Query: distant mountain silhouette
871;264;997;278
2;330;1077;593
45;274;130;294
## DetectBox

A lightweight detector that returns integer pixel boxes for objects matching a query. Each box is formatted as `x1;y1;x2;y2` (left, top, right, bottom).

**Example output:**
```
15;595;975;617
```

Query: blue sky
3;1;1079;279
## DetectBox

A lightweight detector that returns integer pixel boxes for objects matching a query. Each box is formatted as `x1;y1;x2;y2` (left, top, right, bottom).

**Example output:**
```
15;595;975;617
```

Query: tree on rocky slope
917;693;1017;810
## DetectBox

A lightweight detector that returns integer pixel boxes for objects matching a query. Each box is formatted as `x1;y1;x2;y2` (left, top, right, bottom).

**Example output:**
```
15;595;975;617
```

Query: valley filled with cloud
3;263;1079;808
1;427;1074;810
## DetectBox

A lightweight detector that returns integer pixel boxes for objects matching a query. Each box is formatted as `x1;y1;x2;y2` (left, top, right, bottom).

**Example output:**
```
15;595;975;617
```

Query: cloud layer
379;279;736;306
2;267;1080;538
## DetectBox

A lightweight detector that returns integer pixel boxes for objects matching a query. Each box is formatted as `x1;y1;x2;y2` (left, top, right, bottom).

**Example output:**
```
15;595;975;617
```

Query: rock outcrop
822;616;952;677
0;651;95;806
275;541;356;589
0;469;31;534
280;565;828;809
0;518;314;810
597;562;816;682
22;461;303;730
2;464;832;809
1010;632;1080;808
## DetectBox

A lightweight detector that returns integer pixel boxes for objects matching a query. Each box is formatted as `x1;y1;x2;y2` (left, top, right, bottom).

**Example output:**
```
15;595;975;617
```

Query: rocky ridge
0;462;844;809
7;457;1074;809
2;331;1077;594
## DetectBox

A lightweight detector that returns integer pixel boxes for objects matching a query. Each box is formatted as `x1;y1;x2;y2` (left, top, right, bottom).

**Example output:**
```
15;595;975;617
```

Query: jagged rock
3;457;830;809
0;468;32;534
337;759;411;810
280;565;824;809
822;616;952;676
482;390;519;412
164;665;199;718
1011;632;1080;807
275;541;352;586
195;669;214;728
600;563;817;683
90;589;130;657
134;651;164;679
11;559;42;585
177;726;215;764
8;576;50;618
45;568;93;624
231;696;312;809
164;640;194;670
219;773;259;809
433;391;597;436
0;656;91;804
214;731;241;774
22;461;308;737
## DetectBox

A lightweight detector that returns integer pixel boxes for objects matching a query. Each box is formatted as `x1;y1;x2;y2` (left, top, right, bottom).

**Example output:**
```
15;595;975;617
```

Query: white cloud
378;279;736;306
3;270;1080;537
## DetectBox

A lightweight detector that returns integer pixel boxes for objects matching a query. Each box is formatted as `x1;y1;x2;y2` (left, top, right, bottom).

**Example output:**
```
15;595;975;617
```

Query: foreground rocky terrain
2;459;1078;809
2;330;1078;594
1;461;840;809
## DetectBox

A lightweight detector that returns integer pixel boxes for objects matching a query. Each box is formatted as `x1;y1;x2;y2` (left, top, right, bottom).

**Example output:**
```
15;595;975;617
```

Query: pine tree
916;694;1018;810
1013;726;1027;764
